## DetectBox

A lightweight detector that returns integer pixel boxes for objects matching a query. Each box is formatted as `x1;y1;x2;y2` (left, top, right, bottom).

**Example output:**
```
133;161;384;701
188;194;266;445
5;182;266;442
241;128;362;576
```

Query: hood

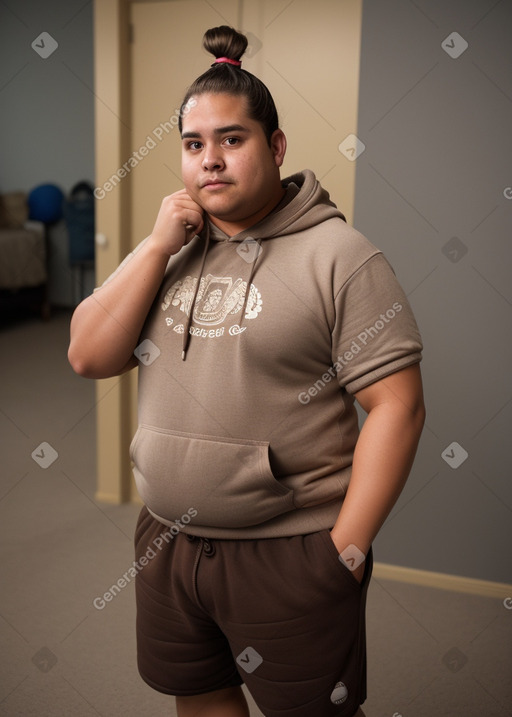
181;169;345;359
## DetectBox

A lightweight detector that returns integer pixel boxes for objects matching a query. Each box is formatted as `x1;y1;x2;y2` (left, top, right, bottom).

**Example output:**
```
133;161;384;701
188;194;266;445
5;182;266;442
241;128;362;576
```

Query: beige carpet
0;310;510;716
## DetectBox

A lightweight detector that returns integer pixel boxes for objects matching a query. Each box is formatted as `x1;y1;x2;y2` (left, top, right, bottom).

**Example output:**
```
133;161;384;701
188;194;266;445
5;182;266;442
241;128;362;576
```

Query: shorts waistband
186;534;215;556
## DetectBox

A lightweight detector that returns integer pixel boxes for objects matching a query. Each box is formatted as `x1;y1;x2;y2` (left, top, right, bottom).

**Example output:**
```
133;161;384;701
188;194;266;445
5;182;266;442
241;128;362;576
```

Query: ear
270;129;287;168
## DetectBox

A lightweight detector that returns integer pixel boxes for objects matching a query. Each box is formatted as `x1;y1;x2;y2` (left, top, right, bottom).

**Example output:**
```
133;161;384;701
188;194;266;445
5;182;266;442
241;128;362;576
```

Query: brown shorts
134;506;372;717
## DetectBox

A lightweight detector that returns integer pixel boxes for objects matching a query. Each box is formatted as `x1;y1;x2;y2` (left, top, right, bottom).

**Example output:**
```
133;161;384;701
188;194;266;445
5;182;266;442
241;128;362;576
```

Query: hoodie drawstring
182;224;210;360
239;238;263;328
180;228;262;360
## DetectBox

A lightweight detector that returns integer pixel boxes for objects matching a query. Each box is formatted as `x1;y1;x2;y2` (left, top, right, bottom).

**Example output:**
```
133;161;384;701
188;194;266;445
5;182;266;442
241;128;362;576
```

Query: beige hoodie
113;170;422;538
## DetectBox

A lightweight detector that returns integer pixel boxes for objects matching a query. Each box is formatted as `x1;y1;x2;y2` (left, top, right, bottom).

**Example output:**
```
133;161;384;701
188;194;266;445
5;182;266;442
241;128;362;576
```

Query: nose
201;146;224;171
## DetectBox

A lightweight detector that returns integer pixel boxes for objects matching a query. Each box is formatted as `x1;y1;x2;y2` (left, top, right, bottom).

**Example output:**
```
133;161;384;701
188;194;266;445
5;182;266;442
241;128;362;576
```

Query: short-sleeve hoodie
104;170;423;538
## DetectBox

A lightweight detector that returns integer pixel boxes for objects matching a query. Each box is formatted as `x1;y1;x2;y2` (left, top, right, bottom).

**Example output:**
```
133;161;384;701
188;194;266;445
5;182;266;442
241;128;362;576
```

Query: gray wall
0;0;94;191
354;0;512;583
0;0;95;304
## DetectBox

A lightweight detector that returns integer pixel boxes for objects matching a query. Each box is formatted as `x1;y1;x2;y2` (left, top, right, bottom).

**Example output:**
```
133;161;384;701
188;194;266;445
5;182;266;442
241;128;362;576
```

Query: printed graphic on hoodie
162;274;262;337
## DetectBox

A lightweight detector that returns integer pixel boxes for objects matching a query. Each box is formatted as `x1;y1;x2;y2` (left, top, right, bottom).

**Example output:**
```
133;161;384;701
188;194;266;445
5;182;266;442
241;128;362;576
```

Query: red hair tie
214;57;242;67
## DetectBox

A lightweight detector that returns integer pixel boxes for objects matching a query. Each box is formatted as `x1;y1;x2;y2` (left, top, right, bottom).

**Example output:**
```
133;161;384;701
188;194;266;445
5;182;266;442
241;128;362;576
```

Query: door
130;0;362;241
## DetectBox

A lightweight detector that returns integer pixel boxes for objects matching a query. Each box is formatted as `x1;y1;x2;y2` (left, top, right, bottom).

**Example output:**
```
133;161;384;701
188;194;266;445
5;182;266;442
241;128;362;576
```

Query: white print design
162;275;262;326
162;276;196;314
229;325;246;336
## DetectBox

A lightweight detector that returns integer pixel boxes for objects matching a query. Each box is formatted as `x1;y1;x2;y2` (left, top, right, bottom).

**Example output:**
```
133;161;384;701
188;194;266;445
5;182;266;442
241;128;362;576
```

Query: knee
176;686;249;717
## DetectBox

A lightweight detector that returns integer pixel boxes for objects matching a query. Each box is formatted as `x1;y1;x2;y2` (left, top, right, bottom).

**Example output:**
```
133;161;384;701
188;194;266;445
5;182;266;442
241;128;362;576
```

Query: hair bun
178;25;279;143
203;26;248;63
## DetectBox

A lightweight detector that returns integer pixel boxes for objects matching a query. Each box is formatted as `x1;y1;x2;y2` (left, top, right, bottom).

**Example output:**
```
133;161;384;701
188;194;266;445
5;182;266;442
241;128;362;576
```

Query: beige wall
241;0;362;219
93;0;362;502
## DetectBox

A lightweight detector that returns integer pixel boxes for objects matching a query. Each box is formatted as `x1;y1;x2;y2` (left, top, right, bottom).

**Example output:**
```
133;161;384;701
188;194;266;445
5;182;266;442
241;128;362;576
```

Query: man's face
181;92;286;235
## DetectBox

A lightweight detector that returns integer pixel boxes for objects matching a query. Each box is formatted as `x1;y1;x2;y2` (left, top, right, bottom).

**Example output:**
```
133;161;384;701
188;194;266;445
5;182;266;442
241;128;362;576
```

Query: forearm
331;400;425;559
329;365;425;578
68;240;170;378
69;190;204;379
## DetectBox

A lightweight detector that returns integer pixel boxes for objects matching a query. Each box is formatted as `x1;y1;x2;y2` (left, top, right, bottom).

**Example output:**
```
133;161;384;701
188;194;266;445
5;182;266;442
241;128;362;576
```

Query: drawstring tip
181;350;186;361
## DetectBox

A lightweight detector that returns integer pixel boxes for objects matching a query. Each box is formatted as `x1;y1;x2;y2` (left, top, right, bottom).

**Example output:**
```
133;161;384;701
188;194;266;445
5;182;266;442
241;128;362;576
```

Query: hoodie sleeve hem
345;354;422;396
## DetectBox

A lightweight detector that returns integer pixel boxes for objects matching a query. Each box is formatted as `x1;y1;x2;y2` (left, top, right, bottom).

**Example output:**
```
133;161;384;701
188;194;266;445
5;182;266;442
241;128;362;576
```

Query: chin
204;203;241;220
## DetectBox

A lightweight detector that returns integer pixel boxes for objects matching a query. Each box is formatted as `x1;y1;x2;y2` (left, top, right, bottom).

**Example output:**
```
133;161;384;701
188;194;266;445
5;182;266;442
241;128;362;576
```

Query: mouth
201;178;232;190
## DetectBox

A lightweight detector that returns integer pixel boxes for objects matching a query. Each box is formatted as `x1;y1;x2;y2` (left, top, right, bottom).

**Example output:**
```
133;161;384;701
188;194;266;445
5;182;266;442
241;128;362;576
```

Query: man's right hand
148;189;204;257
69;189;205;379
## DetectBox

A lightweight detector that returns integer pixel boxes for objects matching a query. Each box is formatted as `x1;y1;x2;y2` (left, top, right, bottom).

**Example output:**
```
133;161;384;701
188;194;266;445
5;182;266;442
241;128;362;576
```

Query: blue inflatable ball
28;184;65;223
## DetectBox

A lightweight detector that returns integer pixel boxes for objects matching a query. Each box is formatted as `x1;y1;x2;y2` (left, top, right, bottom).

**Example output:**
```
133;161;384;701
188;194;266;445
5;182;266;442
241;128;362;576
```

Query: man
69;26;425;717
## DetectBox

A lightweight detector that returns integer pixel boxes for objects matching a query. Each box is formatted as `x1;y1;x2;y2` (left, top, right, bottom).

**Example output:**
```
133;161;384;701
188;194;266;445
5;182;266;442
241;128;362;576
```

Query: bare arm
68;190;203;379
330;363;426;580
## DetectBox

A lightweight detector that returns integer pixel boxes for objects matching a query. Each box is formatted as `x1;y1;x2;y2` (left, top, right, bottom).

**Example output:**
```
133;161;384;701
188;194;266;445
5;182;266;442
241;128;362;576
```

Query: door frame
93;0;134;502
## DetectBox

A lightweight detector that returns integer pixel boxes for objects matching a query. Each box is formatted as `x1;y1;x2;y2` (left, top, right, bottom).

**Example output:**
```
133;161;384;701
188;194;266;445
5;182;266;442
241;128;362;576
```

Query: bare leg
176;686;250;717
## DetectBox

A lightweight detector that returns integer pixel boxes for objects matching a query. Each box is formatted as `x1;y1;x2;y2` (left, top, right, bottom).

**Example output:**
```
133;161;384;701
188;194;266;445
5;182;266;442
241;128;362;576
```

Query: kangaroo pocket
130;425;296;529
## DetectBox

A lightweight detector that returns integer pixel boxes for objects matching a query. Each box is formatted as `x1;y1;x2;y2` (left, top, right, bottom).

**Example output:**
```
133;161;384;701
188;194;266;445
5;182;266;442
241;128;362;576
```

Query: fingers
149;189;204;256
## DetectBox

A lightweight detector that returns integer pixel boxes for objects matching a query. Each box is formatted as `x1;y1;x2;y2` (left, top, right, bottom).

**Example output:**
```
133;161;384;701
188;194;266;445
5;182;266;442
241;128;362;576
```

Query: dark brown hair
178;26;279;145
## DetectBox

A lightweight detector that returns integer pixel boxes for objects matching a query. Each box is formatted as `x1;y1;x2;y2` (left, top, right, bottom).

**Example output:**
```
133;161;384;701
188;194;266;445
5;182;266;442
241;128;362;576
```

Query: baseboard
373;562;512;599
94;491;127;504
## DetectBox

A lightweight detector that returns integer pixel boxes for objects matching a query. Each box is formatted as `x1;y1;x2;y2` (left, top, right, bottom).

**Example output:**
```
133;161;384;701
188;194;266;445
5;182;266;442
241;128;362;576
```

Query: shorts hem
138;669;244;697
